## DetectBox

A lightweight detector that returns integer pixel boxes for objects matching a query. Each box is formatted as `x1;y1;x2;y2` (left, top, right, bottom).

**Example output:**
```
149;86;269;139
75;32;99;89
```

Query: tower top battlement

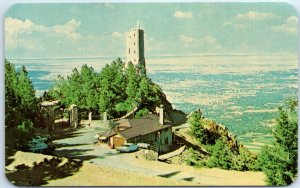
126;24;145;71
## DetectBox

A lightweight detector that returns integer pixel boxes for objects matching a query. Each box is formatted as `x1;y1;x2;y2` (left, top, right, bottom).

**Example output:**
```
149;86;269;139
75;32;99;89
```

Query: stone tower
126;23;145;70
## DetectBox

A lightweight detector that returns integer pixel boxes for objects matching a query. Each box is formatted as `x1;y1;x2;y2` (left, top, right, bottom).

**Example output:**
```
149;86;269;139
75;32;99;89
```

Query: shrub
207;139;233;170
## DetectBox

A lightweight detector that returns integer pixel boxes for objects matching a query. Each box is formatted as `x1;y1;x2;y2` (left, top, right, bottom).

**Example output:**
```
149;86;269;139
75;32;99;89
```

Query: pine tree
125;62;140;109
15;66;37;119
5;60;36;151
5;60;19;127
188;109;207;144
207;139;233;170
258;99;298;185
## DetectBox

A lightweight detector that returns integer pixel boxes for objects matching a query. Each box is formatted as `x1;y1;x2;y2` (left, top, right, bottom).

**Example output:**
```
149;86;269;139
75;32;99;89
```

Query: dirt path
46;161;194;186
5;151;266;186
5;151;193;186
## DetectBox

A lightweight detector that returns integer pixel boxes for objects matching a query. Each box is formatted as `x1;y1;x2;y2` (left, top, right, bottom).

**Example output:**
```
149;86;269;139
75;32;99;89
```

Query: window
128;48;130;54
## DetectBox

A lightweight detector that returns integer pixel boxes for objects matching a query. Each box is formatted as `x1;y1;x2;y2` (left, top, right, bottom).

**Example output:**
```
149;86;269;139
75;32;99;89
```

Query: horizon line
5;53;297;61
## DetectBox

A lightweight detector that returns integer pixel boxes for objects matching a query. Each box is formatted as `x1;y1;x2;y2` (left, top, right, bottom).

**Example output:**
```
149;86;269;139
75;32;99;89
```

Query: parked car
28;140;48;153
28;136;55;154
137;143;150;149
116;143;139;153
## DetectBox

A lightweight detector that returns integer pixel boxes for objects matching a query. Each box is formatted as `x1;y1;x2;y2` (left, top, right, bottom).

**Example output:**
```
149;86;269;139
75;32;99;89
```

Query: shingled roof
117;114;172;140
98;128;117;139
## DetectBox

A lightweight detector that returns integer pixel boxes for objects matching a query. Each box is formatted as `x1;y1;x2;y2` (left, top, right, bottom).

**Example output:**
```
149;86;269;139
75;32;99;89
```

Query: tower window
129;48;130;54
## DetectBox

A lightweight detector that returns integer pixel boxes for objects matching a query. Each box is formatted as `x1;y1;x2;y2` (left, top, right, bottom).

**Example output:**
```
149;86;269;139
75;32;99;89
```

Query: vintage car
116;143;139;153
137;143;150;149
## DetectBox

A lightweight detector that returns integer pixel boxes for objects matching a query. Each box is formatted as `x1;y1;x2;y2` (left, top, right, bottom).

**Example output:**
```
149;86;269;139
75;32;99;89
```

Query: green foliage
188;109;257;171
15;120;34;148
5;60;38;124
257;145;293;185
185;148;202;166
16;66;37;116
232;147;257;171
135;108;149;118
125;62;140;107
207;139;233;170
188;110;207;144
49;58;167;118
257;99;298;185
98;59;127;116
49;64;99;112
5;59;37;150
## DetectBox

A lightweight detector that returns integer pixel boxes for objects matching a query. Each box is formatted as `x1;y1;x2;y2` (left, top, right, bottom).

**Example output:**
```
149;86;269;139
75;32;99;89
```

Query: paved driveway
53;126;161;175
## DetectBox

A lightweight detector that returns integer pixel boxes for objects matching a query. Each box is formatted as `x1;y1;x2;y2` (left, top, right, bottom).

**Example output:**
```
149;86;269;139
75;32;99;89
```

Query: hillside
169;110;258;172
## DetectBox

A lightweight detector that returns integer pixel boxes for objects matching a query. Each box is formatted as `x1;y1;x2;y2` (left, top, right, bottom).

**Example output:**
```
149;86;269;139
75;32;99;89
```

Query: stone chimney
159;105;164;125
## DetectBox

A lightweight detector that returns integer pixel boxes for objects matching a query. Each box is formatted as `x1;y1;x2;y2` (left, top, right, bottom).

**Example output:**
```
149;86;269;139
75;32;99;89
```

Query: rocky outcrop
201;119;239;152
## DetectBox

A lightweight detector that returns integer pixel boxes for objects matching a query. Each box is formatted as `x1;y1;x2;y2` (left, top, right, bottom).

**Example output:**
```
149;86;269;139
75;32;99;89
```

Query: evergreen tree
257;99;298;185
188;109;207;144
207;139;233;170
49;58;169;119
125;62;140;108
15;66;37;119
232;146;257;171
98;64;117;114
5;60;36;150
5;60;19;127
50;65;100;112
78;64;98;111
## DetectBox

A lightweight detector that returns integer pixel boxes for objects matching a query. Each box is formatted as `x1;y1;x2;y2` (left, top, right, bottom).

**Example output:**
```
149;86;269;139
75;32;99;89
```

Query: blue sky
5;3;298;58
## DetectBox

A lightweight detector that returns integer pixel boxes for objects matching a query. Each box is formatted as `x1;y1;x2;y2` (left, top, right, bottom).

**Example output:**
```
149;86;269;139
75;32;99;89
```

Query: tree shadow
54;143;88;149
54;148;98;161
5;157;83;186
97;151;121;159
158;171;181;178
181;177;194;182
5;147;16;166
52;128;83;140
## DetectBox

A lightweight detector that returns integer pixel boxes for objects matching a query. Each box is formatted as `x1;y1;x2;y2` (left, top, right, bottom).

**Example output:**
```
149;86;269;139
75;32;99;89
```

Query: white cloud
5;17;82;50
236;11;279;21
5;17;49;49
180;35;195;42
174;11;192;19
272;16;298;34
52;19;81;40
223;11;280;30
112;31;123;38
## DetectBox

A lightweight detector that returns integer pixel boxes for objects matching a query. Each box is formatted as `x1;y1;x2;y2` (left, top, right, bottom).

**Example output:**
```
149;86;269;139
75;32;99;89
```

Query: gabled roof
98;129;117;139
117;114;172;140
115;118;132;129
